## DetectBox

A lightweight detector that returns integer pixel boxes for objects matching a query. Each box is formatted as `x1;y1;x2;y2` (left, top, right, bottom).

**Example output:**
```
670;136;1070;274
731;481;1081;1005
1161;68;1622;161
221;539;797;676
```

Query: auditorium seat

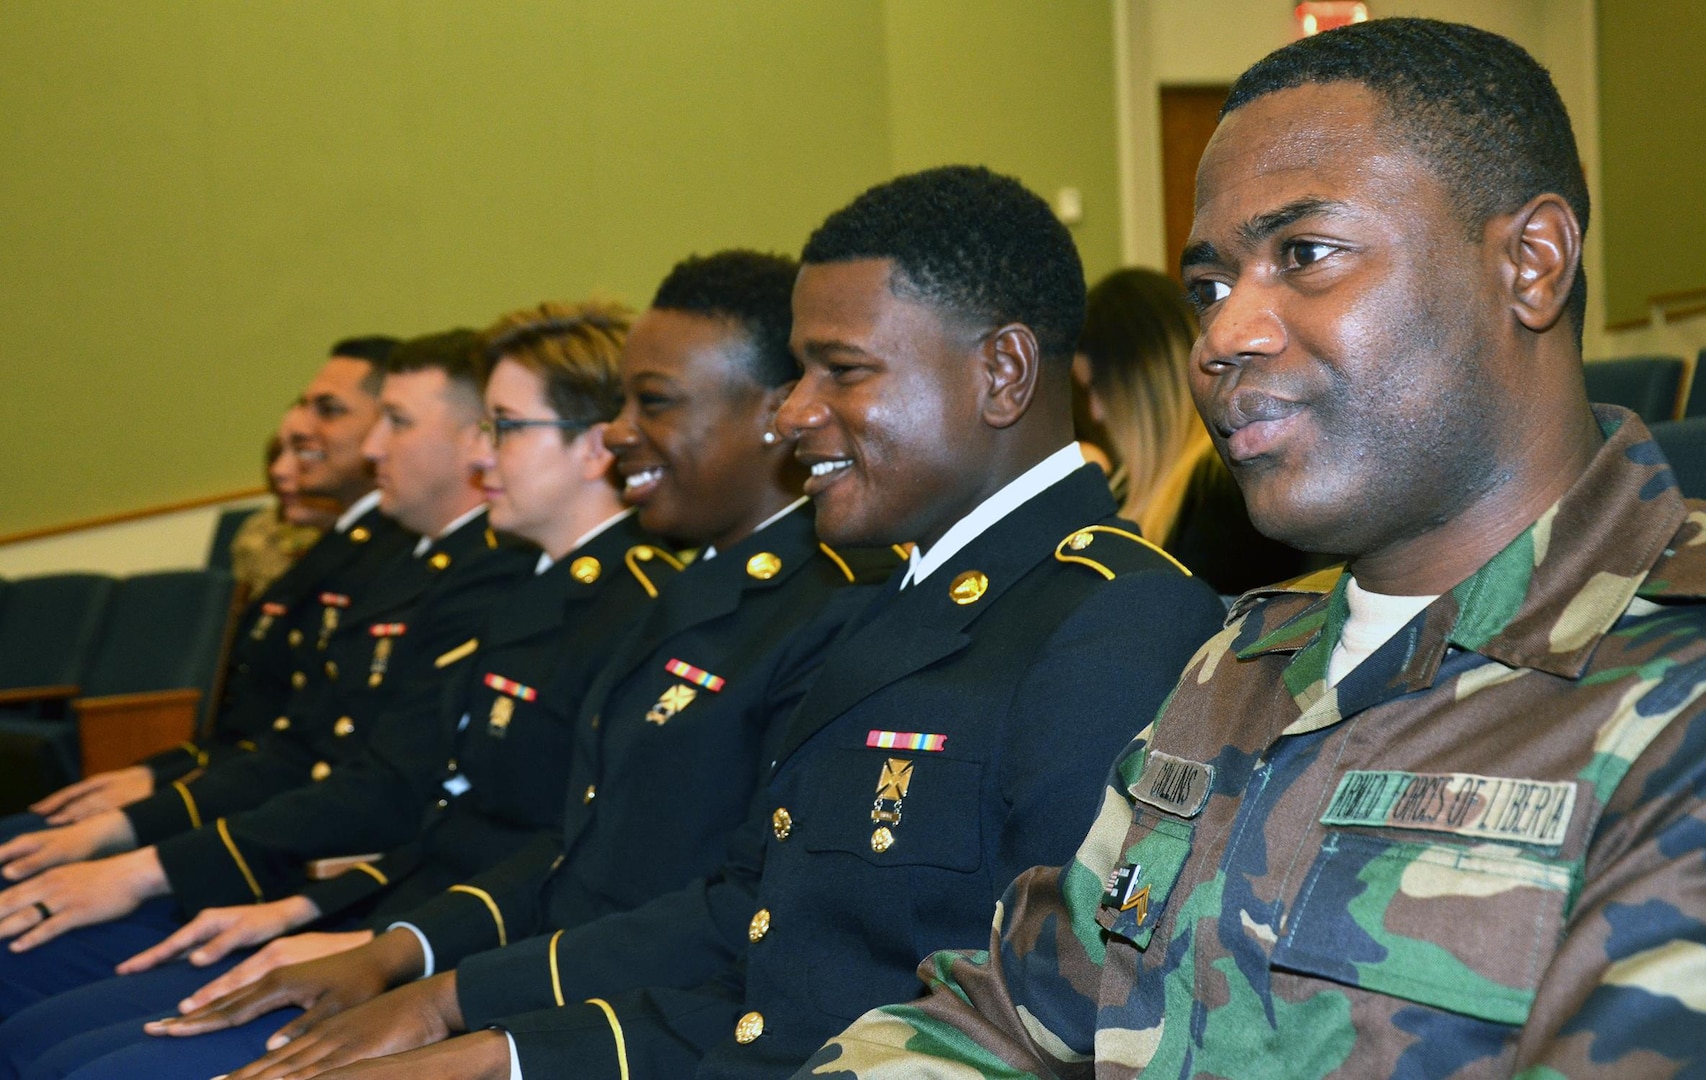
1685;349;1706;418
205;507;252;572
0;573;117;811
1583;355;1685;423
1652;417;1706;500
0;569;233;810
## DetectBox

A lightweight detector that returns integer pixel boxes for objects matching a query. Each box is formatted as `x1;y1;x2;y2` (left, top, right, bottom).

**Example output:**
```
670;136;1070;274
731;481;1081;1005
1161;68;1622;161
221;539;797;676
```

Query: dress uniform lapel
479;516;651;652
772;467;1117;769
578;503;818;723
341;509;492;627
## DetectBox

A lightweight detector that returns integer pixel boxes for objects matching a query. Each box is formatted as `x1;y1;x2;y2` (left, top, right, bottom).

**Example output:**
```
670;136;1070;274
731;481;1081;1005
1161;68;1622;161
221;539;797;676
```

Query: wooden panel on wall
1159;85;1230;281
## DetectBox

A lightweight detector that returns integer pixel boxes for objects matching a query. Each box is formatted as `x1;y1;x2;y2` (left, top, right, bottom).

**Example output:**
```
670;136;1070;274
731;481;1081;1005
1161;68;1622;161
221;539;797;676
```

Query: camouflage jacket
799;408;1706;1079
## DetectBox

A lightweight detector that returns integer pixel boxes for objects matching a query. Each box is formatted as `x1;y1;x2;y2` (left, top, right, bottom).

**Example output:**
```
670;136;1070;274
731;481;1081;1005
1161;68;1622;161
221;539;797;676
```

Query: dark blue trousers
0;951;301;1080
0;897;181;1020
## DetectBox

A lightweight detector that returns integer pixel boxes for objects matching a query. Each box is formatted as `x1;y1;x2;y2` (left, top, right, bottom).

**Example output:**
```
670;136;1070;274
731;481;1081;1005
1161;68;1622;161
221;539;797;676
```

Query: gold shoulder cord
623;545;689;598
1053;525;1192;579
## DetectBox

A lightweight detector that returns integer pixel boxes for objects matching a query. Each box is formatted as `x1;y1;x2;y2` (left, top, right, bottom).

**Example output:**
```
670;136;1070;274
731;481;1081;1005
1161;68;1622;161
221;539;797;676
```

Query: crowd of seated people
0;17;1699;1080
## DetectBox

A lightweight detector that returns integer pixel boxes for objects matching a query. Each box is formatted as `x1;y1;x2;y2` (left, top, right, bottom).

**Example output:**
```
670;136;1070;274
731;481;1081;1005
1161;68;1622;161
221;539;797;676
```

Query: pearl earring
762;430;778;446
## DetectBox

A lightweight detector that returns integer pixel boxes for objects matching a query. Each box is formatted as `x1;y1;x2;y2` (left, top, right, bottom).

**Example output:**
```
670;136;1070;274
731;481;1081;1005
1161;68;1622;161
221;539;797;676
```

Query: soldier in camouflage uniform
798;19;1706;1080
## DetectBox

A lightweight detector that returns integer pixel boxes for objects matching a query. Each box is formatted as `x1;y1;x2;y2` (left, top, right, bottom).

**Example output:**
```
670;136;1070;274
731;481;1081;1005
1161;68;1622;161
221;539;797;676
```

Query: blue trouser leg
36;1008;303;1080
0;815;47;846
0;897;180;1019
0;950;244;1079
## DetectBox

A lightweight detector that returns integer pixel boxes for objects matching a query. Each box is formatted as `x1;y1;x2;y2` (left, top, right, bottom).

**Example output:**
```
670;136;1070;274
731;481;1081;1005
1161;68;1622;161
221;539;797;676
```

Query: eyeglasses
479;417;589;446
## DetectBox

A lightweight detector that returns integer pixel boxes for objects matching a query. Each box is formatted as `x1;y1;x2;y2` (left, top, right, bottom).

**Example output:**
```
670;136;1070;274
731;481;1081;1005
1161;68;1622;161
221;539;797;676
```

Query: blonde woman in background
1073;267;1313;594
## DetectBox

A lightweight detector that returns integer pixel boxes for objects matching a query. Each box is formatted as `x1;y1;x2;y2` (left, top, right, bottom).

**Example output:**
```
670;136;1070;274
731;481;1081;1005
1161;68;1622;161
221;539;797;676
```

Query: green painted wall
0;0;1121;535
1597;0;1706;326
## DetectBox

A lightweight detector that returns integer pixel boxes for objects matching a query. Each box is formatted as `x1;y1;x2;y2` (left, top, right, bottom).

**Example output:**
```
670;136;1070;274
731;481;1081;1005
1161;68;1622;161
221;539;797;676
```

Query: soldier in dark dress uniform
133;172;1226;1080
0;330;535;1018
2;339;404;843
2;254;895;1078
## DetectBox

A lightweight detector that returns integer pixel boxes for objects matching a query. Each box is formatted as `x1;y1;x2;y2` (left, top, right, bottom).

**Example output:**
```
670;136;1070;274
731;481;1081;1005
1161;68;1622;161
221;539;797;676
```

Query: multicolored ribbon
664;658;725;692
483;673;538;701
369;623;407;637
866;730;947;752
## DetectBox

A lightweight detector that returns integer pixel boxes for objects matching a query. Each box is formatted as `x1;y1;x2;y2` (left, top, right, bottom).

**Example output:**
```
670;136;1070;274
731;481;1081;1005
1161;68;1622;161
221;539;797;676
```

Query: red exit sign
1296;2;1369;37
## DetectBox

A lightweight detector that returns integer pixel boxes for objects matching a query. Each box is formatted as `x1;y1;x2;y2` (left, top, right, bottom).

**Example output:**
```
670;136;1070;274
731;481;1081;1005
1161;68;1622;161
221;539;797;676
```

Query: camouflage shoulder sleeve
1513;700;1706;1075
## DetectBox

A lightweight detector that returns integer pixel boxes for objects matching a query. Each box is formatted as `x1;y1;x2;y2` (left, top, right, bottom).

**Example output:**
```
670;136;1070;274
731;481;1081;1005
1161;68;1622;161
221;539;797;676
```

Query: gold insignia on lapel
485;527;498;549
771;807;792;840
488;695;514;736
350;526;371;543
746;552;782;580
645;683;698;725
1068;530;1094;550
429;552;452;571
273;716;290;731
570;556;601;584
949;569;988;605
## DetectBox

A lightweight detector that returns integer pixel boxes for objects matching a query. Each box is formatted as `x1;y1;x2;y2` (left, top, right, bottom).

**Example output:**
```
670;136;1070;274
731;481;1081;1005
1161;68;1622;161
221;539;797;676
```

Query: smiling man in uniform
798;18;1706;1079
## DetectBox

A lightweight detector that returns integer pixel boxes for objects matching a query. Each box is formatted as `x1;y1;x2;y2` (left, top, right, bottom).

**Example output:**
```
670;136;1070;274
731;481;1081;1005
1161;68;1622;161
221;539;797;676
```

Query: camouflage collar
1230;408;1692;728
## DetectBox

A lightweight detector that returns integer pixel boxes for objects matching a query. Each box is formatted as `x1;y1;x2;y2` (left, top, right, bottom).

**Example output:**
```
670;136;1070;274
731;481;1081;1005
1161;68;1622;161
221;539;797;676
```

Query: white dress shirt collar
901;443;1086;588
699;496;809;562
333;489;383;534
412;504;488;558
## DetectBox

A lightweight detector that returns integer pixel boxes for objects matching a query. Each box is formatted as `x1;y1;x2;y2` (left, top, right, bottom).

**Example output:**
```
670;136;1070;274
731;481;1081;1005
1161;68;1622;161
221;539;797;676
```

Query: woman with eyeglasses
6;254;894;1080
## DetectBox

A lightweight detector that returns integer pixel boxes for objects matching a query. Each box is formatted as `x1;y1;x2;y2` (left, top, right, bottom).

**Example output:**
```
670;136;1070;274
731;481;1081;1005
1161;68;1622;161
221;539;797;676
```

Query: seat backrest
0;574;117;690
205;507;254;571
1686;350;1706;418
80;570;236;707
1651;417;1706;500
1583;355;1686;423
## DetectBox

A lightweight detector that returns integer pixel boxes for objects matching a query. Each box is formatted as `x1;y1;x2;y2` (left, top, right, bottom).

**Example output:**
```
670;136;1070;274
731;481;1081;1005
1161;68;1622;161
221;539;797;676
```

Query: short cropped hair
385;328;488;412
651;251;800;388
801;165;1086;363
484;301;632;428
1224;17;1589;338
329;335;399;397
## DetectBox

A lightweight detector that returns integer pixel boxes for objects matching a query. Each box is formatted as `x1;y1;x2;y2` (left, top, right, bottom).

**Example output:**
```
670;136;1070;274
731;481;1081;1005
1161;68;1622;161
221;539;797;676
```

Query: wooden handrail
0;685;79;707
0;487;267;548
1607;285;1706;332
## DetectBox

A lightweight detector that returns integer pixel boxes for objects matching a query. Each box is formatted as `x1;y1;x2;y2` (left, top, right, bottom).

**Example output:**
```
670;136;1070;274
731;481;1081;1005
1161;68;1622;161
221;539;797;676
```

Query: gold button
745;552;782;580
272;716;290;731
446;758;458;772
334;717;355;737
436;798;449;809
734;1011;764;1044
311;761;331;781
429;552;452;571
1068;530;1094;550
948;569;989;605
589;713;600;730
771;807;792;841
583;784;597;804
291;671;307;689
570;556;601;584
748;908;771;943
871;826;895;853
350;526;371;543
288;629;303;647
324;661;339;680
